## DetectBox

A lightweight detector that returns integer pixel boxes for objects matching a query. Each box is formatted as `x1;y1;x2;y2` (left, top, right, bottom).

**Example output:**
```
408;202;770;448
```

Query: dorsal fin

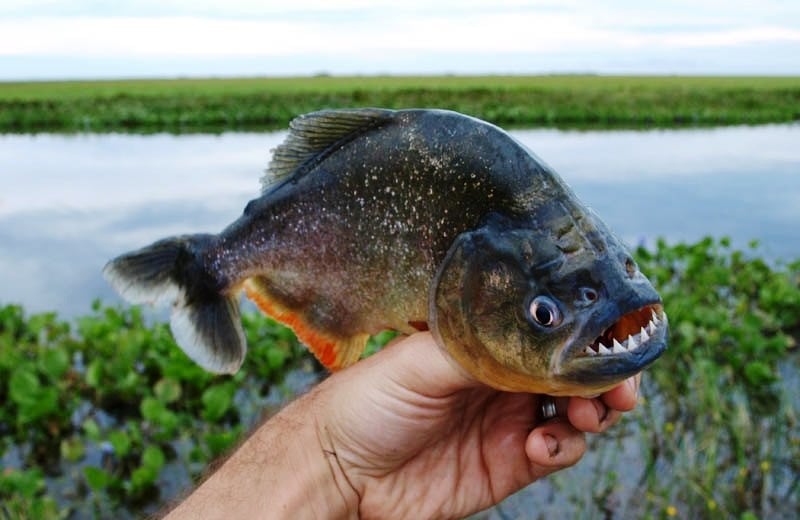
262;108;395;191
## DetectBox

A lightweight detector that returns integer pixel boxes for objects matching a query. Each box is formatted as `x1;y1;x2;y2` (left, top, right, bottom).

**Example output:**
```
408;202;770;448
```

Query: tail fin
102;235;246;374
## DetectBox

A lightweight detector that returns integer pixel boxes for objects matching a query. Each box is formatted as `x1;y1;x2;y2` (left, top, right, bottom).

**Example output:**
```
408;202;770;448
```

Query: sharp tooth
647;320;656;335
612;341;626;354
652;311;660;324
640;326;649;342
585;346;597;356
598;344;612;355
627;334;638;350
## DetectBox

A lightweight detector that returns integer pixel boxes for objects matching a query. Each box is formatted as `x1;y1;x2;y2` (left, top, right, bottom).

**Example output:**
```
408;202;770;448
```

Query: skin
165;332;640;519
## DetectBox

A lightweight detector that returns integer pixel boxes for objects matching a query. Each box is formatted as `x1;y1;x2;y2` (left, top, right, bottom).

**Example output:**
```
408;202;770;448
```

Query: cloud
2;14;799;58
0;1;798;77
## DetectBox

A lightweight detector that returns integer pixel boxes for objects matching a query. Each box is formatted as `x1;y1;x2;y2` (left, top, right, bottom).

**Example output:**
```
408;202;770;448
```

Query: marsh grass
1;75;799;133
1;238;798;518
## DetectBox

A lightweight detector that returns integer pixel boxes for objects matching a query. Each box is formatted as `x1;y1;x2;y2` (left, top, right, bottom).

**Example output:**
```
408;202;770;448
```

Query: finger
525;419;586;478
365;332;481;396
566;397;621;433
601;374;641;412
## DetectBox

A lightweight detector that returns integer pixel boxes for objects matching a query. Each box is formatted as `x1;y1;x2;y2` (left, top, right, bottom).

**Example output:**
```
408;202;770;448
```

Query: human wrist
285;386;361;518
165;387;359;519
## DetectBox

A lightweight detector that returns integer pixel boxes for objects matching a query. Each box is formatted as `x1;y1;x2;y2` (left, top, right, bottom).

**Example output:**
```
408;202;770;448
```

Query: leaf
140;396;179;433
744;361;777;386
60;436;86;462
15;385;58;425
83;466;111;491
130;465;158;491
204;430;240;458
39;347;70;380
154;378;182;403
141;444;165;471
85;359;103;388
140;397;165;423
201;383;235;421
0;468;45;498
109;430;132;457
266;347;288;371
9;368;40;405
82;418;101;441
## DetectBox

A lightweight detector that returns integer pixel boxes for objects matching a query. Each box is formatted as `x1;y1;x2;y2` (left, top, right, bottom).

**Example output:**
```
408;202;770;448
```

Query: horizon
4;72;800;85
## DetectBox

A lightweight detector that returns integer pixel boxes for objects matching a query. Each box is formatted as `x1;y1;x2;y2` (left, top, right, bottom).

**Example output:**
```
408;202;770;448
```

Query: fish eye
528;296;562;328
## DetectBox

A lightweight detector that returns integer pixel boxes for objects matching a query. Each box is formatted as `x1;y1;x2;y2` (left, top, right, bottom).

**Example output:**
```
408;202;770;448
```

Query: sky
1;0;799;80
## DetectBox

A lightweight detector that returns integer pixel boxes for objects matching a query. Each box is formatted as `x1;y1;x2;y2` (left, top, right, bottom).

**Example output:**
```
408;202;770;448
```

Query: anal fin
243;277;368;371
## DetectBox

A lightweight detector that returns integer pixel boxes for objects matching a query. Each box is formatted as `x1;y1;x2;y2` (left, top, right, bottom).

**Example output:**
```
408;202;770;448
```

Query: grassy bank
1;75;799;133
1;238;799;518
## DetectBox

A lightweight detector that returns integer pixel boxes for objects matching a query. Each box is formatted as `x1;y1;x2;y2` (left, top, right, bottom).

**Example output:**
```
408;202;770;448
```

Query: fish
103;108;667;396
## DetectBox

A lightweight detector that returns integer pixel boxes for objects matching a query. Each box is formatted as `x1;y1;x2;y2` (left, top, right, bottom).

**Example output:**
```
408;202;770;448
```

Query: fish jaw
551;303;668;393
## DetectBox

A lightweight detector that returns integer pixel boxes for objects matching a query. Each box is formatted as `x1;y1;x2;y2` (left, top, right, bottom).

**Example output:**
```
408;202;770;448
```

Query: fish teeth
651;310;660;325
612;340;626;354
585;346;597;356
647;320;656;335
598;344;612;355
640;326;650;343
627;334;638;350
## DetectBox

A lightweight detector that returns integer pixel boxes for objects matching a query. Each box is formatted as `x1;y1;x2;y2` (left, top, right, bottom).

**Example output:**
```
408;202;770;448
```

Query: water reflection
1;125;798;318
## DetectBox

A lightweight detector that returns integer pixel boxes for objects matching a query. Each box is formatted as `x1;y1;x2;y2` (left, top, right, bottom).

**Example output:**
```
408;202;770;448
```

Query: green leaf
141;444;165;470
39;347;70;380
744;361;777;386
82;418;101;441
0;468;45;498
140;396;179;433
85;359;103;388
266;347;288;371
83;466;111;491
15;386;58;424
140;397;165;422
154;378;182;403
130;465;158;491
60;436;86;462
204;429;240;458
108;430;132;457
9;368;41;405
201;383;235;421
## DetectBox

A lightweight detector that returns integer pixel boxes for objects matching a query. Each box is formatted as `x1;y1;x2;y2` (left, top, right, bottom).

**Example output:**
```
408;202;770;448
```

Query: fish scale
104;108;668;396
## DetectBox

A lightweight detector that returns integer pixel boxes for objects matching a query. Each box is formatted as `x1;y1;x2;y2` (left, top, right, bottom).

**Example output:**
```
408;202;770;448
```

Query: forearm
165;387;358;519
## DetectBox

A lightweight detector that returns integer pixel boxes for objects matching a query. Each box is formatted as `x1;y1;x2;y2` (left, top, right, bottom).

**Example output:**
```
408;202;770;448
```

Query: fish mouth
561;303;668;383
581;303;666;358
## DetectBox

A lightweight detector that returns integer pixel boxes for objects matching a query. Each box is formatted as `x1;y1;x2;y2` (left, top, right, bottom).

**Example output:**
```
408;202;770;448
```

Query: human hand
166;332;640;519
311;332;640;519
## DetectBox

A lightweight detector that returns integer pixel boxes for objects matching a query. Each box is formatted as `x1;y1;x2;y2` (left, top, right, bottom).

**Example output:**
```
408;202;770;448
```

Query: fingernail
544;434;559;457
593;400;609;424
629;377;639;399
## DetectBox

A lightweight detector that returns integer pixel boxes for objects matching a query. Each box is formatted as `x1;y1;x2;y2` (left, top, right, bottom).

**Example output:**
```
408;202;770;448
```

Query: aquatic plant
0;237;797;518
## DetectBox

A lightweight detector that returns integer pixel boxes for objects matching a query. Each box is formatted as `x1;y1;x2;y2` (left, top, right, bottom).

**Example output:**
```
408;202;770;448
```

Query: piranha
104;108;667;396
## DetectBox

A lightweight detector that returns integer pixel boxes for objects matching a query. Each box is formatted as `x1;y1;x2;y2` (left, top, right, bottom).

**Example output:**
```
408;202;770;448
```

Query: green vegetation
1;75;799;133
1;238;798;518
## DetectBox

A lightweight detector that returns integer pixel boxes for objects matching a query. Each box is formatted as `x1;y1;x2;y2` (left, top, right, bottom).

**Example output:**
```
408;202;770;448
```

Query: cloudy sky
1;0;799;80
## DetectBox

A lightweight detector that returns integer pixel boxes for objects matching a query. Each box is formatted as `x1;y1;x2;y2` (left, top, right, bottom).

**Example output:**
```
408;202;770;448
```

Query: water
1;125;798;516
1;124;799;318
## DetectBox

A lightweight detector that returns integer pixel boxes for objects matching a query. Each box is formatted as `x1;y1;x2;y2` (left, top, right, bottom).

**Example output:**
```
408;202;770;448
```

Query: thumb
363;332;481;397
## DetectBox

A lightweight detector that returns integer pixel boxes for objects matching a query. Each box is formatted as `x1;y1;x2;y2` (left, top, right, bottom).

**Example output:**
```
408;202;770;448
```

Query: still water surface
1;124;798;317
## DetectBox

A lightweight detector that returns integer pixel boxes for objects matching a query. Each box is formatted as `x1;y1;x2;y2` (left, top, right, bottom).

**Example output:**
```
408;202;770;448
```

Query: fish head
430;211;667;396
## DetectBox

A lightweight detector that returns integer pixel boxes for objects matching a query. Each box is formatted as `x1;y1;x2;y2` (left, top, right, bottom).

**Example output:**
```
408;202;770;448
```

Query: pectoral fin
243;277;368;370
